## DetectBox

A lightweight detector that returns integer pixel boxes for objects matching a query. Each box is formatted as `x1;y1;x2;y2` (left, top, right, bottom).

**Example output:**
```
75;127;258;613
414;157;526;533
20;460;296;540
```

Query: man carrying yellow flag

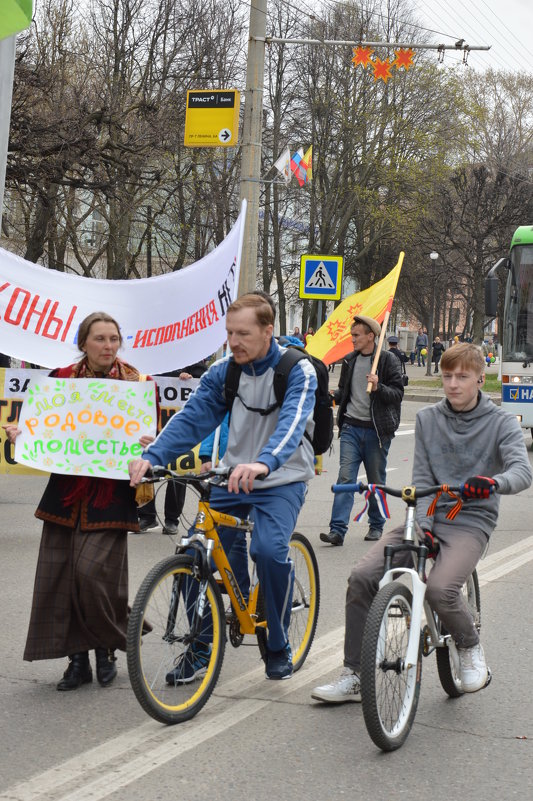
320;313;404;545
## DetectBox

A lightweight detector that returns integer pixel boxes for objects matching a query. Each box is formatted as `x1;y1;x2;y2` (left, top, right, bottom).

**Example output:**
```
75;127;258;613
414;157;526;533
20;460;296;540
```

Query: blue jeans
416;346;425;366
188;482;306;652
329;425;391;540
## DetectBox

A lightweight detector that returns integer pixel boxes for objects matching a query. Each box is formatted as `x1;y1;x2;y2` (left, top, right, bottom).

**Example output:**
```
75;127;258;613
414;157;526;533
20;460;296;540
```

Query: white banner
0;203;245;373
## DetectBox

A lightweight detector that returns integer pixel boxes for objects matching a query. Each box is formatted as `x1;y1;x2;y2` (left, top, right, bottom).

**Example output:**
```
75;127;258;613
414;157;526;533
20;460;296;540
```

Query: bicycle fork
378;504;429;672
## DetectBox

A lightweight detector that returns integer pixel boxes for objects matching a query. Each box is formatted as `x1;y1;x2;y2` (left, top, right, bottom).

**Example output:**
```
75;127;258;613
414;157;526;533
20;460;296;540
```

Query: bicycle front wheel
288;532;320;671
127;554;225;725
436;570;481;698
361;582;422;752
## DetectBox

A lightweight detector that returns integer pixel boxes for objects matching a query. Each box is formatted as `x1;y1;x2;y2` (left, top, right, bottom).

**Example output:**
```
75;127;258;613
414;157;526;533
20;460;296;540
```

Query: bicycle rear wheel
436;570;481;698
127;554;225;725
288;532;320;671
361;582;422;752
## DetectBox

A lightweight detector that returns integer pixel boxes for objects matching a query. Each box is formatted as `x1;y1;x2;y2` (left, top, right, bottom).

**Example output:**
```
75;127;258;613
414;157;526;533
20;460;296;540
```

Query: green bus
486;225;533;432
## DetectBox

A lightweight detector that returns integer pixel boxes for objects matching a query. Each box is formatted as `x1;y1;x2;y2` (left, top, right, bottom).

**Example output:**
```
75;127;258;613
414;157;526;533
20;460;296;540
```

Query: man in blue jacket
129;294;317;681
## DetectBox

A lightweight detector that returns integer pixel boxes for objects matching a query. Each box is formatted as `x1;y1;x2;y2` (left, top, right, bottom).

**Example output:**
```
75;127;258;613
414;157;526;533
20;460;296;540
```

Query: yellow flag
303;146;312;181
306;253;404;365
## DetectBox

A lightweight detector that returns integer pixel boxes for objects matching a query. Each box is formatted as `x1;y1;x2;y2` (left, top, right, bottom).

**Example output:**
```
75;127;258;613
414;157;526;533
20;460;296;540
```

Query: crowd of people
2;299;529;712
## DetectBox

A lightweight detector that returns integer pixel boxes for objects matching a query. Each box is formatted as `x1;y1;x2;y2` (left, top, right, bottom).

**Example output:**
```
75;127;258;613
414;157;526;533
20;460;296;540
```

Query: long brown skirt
24;522;129;661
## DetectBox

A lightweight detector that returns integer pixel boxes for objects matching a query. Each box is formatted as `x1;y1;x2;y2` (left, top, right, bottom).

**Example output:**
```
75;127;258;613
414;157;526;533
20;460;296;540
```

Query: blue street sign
299;254;343;300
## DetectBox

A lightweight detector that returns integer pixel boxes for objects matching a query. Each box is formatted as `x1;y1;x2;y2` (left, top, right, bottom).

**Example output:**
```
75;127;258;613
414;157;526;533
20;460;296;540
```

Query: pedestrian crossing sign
299;254;343;300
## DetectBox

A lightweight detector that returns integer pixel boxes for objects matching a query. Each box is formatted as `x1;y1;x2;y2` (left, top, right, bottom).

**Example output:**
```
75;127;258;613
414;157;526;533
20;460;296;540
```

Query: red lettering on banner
130;299;221;348
6;287;31;325
24;296;52;333
207;300;218;324
2;285;77;341
61;305;77;342
42;302;63;339
133;330;148;348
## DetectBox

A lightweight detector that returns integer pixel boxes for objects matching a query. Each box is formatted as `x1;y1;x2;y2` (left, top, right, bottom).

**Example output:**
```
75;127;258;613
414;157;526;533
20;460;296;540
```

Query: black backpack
223;347;333;455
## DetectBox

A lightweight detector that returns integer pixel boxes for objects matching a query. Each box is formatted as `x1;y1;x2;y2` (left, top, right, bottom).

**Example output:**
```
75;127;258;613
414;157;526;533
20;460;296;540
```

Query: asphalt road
1;398;532;801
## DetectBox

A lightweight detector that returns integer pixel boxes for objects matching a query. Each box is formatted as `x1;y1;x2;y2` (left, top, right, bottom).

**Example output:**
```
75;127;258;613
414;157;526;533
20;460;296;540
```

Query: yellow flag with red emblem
306;253;404;365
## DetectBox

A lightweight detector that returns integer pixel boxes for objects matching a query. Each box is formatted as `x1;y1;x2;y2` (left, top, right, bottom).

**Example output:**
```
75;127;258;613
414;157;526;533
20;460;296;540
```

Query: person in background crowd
292;326;305;343
432;336;446;374
415;327;428;367
3;312;152;691
320;315;404;546
304;326;315;346
387;335;409;384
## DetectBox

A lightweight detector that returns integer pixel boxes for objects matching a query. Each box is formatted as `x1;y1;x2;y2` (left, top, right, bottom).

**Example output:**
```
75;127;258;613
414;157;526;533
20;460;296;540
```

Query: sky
413;0;532;74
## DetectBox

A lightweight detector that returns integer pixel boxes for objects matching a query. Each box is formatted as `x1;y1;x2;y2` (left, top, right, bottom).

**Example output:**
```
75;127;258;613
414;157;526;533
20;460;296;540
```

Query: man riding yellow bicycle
129;294;317;681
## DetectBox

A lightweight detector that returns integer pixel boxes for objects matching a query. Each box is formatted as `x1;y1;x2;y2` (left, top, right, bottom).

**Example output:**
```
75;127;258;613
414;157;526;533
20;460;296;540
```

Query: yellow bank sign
184;89;240;147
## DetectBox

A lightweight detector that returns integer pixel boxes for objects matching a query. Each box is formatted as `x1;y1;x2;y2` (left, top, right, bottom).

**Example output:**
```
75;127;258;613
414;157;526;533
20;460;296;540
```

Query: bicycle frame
377;490;460;675
177;495;263;637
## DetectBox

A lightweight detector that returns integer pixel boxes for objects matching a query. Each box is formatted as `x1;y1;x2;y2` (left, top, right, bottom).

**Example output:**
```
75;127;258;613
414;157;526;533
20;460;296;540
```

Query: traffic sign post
299;254;344;300
184;89;240;148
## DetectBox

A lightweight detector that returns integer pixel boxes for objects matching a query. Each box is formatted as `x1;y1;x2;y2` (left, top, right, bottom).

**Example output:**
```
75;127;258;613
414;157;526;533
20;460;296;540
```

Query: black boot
57;652;92;691
95;648;117;687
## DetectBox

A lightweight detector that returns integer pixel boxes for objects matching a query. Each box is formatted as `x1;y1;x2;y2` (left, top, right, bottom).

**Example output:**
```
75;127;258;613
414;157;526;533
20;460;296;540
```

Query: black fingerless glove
461;476;498;500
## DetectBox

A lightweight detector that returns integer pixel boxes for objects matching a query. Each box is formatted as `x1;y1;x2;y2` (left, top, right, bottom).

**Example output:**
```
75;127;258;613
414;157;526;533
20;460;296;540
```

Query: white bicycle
332;482;490;752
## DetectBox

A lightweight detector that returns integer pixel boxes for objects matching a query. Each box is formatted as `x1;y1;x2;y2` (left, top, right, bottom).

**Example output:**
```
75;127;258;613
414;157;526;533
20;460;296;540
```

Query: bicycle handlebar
141;465;230;484
331;482;463;500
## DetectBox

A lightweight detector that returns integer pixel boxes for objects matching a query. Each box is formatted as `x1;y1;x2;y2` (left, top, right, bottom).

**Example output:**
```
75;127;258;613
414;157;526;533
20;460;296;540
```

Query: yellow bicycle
127;467;320;724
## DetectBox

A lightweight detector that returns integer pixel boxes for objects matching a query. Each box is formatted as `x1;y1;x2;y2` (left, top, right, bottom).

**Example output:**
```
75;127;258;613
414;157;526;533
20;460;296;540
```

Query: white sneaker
311;668;361;703
457;643;488;692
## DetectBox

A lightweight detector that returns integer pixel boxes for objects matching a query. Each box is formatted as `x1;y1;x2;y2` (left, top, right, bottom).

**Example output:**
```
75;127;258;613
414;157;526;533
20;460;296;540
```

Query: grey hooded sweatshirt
413;392;532;537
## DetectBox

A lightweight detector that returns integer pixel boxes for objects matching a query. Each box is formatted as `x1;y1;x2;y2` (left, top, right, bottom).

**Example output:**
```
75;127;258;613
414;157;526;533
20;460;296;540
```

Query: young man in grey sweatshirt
312;343;532;703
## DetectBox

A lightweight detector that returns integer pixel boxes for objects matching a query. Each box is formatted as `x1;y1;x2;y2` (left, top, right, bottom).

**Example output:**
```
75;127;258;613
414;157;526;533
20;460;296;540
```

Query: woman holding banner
3;312;150;692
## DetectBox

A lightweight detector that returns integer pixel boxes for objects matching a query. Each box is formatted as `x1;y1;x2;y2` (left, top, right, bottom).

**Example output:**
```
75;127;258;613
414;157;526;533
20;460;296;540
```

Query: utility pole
238;0;266;295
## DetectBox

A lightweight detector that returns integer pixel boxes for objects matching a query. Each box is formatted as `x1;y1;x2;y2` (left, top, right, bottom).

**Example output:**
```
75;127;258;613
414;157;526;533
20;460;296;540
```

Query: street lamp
427;252;439;376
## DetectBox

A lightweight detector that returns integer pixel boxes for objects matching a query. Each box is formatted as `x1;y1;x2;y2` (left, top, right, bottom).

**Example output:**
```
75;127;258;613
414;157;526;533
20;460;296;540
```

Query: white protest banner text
0;203;245;373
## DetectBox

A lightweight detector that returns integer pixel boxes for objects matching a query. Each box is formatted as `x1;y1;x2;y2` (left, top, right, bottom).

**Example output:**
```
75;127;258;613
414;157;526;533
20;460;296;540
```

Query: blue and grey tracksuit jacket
143;338;317;486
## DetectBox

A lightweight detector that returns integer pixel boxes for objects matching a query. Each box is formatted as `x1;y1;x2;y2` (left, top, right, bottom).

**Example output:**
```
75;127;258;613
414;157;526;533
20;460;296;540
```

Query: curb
404;390;501;405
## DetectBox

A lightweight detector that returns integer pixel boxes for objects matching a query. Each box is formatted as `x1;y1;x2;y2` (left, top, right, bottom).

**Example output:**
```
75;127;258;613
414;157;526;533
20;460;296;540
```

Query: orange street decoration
352;46;374;68
305;253;404;366
352;46;415;82
393;48;415;70
372;57;392;83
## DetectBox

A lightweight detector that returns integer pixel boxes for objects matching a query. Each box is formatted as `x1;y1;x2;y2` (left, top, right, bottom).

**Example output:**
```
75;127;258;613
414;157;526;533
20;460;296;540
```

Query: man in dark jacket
320;315;404;545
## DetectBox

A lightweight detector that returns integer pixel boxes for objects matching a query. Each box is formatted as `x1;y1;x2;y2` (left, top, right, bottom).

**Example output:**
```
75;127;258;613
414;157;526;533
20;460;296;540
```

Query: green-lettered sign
15;377;157;479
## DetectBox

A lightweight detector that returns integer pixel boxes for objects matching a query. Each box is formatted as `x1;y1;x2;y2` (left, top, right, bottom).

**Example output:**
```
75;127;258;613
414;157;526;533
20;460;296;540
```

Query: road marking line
3;537;533;801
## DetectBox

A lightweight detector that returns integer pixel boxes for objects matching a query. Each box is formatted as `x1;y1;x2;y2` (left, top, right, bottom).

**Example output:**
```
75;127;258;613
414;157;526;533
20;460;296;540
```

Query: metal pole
0;35;16;232
238;0;267;295
427;253;439;376
263;37;490;51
